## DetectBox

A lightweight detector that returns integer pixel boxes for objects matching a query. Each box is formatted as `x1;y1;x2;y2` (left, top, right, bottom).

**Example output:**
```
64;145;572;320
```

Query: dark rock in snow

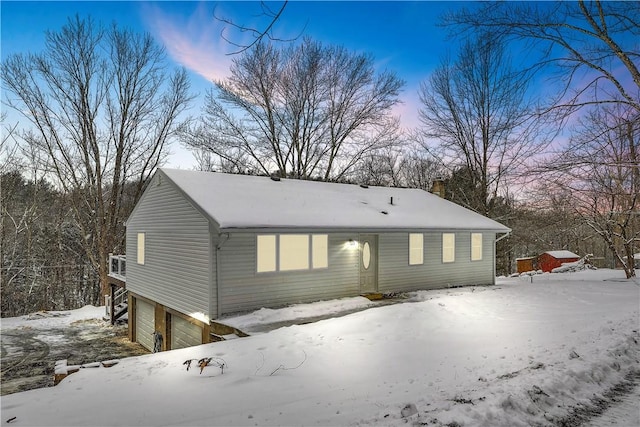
401;403;418;418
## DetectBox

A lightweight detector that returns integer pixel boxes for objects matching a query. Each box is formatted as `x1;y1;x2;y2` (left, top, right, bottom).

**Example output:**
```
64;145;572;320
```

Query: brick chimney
430;177;445;198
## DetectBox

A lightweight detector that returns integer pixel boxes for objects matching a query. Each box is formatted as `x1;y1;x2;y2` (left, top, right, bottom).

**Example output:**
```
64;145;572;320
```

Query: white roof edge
544;250;579;258
219;226;512;233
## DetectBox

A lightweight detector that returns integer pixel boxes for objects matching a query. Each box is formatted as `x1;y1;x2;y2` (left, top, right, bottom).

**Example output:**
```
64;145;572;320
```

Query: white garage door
171;315;202;350
135;299;155;351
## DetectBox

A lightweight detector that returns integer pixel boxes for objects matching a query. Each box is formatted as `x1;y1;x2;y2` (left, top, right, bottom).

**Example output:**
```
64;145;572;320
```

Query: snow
552;255;595;273
1;269;639;426
222;296;375;333
0;305;105;330
584;385;640;426
544;250;580;259
157;168;510;232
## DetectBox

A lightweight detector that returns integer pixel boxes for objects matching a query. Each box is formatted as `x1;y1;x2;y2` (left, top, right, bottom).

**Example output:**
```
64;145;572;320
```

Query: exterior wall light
348;239;358;249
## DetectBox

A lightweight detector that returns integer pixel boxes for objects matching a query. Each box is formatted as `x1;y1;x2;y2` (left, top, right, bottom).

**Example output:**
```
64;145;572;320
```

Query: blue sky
3;2;637;169
0;1;527;168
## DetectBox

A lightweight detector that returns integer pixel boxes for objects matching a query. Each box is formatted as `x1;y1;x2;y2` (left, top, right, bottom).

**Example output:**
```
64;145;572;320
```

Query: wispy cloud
141;2;233;83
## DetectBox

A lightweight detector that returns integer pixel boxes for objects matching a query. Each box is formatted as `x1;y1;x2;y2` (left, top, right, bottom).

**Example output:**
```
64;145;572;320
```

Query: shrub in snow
552;254;595;273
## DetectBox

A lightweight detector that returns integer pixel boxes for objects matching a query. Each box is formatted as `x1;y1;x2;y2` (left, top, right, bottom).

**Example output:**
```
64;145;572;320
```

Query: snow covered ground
1;269;638;426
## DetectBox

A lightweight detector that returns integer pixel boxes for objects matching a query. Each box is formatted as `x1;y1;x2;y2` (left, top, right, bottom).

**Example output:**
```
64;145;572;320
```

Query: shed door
135;299;155;352
359;234;378;293
170;315;202;350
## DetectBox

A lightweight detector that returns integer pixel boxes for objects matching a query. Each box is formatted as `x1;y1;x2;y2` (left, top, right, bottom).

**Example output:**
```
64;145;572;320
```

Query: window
442;233;455;263
471;233;483;261
257;234;329;273
257;235;277;272
409;233;424;265
279;234;310;271
362;242;371;270
137;233;145;265
312;234;328;269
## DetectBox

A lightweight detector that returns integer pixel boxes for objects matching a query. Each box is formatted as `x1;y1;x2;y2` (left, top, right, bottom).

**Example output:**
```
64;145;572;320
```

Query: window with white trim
409;233;424;265
257;234;329;272
257;235;277;272
137;233;145;265
312;234;328;269
442;233;455;263
471;233;483;261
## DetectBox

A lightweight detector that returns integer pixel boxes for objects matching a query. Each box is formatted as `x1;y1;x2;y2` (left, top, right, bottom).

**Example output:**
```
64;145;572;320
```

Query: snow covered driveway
1;270;638;426
0;307;148;396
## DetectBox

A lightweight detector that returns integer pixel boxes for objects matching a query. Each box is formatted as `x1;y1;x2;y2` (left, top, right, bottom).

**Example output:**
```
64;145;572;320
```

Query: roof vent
270;175;281;182
381;211;388;215
389;196;394;205
360;184;369;189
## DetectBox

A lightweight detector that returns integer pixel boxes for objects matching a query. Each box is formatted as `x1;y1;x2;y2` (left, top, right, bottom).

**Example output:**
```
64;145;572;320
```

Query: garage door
135;299;155;351
171;315;202;350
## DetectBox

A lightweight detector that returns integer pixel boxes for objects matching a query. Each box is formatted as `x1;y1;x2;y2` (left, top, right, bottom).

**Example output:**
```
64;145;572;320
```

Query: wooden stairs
104;286;128;324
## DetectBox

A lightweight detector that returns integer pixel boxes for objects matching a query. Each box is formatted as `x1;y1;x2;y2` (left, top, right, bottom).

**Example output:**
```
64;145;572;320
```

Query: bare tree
182;37;404;181
355;148;443;190
1;112;20;175
444;1;639;277
544;105;639;278
445;0;640;116
2;16;193;301
418;33;542;217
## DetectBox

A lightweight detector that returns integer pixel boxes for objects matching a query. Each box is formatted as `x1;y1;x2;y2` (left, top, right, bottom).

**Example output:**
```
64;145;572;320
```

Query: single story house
538;250;580;273
126;169;511;351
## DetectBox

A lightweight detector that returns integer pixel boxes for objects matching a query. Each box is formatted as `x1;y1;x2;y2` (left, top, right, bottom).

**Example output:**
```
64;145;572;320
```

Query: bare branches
183;351;306;378
444;1;640;117
542;104;639;278
268;350;307;376
183;357;226;375
254;351;307;376
418;32;543;217
182;38;404;181
2;15;193;299
214;1;305;55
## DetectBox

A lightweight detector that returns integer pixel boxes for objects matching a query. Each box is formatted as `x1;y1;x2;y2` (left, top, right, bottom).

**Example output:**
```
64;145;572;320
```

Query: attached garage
135;298;155;351
170;314;203;350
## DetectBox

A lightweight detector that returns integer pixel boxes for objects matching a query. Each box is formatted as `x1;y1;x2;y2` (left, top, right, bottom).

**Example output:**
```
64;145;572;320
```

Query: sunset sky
2;1;635;168
1;1;489;167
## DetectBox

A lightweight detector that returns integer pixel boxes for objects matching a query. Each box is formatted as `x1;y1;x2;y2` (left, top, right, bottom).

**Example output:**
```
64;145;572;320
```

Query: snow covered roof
158;168;511;233
543;250;579;259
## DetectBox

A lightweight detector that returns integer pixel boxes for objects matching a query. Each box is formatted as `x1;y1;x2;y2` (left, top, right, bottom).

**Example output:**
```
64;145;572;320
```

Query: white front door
359;234;378;293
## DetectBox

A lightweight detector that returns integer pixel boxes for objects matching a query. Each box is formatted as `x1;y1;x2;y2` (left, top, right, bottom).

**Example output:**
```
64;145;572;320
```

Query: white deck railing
108;254;126;281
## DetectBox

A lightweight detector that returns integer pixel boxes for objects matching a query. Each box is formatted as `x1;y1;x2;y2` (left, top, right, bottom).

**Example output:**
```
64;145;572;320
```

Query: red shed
516;257;537;273
538;251;580;272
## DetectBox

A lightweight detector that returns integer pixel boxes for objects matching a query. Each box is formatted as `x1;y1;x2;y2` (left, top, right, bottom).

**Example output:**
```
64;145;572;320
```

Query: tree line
2;1;638;315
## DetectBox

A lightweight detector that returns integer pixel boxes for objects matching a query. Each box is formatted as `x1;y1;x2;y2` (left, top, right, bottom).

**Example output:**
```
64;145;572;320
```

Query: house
125;169;511;351
537;250;580;273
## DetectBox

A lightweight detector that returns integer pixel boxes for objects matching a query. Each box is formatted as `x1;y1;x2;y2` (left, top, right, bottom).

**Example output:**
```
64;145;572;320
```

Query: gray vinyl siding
126;177;213;320
378;232;495;292
218;233;359;315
